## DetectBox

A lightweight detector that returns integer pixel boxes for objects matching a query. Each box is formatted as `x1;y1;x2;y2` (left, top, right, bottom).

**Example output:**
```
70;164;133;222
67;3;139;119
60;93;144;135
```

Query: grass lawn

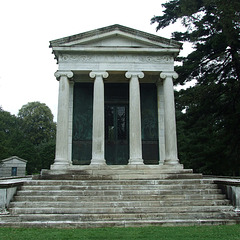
0;225;240;240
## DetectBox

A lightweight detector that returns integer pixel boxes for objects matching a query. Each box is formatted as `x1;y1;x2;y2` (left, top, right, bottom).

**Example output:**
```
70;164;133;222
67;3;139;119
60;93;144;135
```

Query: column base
50;163;72;170
164;159;180;165
90;159;106;165
128;158;144;165
159;159;165;165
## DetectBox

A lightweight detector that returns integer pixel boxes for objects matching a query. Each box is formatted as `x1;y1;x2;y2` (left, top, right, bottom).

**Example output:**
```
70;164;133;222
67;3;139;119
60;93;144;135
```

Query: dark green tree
18;102;56;146
0;103;56;174
0;108;36;172
17;102;56;173
0;108;19;159
152;0;240;175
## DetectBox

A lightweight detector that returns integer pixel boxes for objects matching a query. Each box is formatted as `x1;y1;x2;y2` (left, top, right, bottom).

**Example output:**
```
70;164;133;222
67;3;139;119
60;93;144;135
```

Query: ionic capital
54;71;73;81
89;71;109;79
125;71;144;79
160;71;178;80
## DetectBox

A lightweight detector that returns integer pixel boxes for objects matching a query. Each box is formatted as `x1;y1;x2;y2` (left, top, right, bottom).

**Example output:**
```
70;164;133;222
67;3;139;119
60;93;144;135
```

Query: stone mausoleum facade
0;156;27;177
50;24;182;170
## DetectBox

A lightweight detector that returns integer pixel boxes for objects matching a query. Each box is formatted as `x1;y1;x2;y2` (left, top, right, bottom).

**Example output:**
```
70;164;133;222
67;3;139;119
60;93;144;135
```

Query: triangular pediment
1;156;27;163
50;24;182;49
63;33;163;48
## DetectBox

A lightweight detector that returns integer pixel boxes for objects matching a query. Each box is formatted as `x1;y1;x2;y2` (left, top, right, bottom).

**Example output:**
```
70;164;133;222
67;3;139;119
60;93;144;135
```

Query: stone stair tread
39;174;203;180
16;189;222;196
0;219;238;228
41;166;191;173
25;179;214;185
4;212;238;222
13;194;227;202
10;199;230;208
10;205;234;215
20;184;218;191
1;169;239;228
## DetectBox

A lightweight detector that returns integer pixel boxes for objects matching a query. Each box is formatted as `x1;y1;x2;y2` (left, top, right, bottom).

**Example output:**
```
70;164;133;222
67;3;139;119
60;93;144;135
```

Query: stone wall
0;157;27;178
0;179;28;212
213;178;240;211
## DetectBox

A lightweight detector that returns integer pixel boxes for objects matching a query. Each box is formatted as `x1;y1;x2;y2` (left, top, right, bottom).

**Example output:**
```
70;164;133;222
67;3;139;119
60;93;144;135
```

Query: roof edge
49;24;183;49
1;156;28;163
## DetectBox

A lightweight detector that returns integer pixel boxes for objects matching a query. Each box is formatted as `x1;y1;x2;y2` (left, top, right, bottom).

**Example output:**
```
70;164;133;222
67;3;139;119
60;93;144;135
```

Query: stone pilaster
156;79;165;165
125;71;144;165
52;70;73;169
89;71;109;165
160;71;179;165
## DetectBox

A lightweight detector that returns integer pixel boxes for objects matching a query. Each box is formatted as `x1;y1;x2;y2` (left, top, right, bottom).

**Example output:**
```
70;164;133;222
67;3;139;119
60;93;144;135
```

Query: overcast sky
0;0;189;121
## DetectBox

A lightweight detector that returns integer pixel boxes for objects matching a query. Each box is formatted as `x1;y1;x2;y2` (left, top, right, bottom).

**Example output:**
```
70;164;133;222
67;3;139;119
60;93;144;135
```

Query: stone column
52;70;73;169
125;71;144;165
160;71;179;165
68;81;74;162
89;71;109;165
156;80;165;165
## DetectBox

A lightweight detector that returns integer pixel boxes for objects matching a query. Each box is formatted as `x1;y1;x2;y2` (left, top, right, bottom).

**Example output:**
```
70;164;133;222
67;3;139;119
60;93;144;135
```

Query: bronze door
105;104;129;165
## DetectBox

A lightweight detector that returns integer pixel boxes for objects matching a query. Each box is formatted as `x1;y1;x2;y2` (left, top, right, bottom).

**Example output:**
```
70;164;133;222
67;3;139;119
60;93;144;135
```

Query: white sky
0;0;190;121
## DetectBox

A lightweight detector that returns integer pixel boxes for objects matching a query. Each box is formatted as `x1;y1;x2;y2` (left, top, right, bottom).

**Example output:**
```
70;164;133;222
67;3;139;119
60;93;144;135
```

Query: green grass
0;225;240;240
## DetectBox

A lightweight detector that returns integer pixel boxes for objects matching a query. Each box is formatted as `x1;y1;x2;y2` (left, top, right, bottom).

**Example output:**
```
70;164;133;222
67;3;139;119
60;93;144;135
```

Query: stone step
5;211;238;223
38;173;203;180
2;170;238;228
39;166;192;176
65;165;187;170
20;183;218;191
62;168;193;174
9;199;230;209
13;193;227;202
0;219;238;228
9;205;234;215
16;189;222;197
24;179;214;186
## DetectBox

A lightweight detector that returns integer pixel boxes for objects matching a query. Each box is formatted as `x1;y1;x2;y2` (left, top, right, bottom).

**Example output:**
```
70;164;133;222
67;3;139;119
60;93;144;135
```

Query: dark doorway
140;83;159;164
72;83;93;165
11;167;17;176
105;83;129;165
105;105;129;164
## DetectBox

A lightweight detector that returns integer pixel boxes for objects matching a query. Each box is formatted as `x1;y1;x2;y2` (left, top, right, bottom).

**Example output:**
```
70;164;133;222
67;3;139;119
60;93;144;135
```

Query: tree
0;103;56;174
0;108;19;159
18;102;56;145
0;108;36;171
152;0;240;175
17;102;56;173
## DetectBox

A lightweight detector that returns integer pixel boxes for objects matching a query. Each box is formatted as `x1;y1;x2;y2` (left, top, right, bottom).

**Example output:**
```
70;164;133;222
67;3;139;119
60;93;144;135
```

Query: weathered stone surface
0;156;27;177
51;24;182;169
0;169;239;228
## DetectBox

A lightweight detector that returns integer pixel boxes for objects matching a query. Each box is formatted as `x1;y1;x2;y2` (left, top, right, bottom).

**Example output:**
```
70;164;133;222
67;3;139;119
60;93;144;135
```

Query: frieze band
59;54;174;64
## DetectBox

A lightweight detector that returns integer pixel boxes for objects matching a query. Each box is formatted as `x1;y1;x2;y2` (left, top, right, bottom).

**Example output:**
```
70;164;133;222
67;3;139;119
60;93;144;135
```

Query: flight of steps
0;166;239;228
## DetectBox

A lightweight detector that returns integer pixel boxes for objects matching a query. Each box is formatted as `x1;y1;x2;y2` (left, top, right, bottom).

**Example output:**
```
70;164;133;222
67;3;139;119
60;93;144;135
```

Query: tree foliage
18;102;56;145
0;103;56;174
152;0;240;175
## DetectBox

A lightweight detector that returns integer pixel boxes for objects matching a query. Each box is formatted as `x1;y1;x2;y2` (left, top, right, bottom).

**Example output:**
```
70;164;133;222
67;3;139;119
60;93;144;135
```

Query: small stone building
0;156;27;177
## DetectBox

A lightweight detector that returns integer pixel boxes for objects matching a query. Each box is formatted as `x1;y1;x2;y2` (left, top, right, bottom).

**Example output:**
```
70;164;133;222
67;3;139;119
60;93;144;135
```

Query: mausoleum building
1;25;238;228
50;24;182;169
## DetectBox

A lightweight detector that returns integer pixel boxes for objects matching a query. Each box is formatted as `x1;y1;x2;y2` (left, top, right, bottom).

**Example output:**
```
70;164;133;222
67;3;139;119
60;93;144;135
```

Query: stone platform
37;164;192;180
0;165;239;228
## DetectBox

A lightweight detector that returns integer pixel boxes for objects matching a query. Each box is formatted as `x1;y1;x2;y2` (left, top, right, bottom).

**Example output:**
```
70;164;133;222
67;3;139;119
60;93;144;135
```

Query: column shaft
156;80;165;165
160;72;179;165
90;71;108;165
68;81;74;162
125;71;144;165
52;71;73;169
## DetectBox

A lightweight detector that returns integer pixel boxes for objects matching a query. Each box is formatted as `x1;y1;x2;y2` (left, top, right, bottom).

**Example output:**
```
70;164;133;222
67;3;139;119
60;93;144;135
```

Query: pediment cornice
50;24;182;49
